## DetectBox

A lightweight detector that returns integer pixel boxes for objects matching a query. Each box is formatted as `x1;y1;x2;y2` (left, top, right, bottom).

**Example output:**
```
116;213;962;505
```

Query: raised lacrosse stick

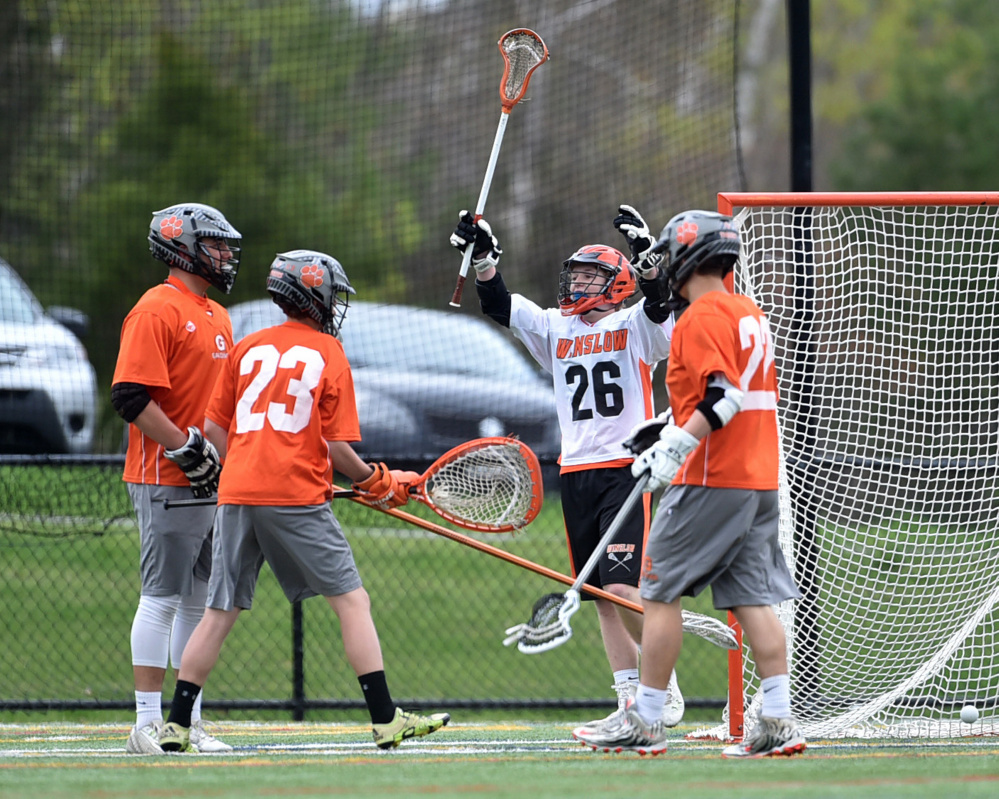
449;28;549;307
164;436;544;533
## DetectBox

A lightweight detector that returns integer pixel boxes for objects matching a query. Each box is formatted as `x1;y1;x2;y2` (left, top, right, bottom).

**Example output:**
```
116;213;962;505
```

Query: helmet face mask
266;250;356;337
148;203;242;294
557;244;636;316
653;211;741;305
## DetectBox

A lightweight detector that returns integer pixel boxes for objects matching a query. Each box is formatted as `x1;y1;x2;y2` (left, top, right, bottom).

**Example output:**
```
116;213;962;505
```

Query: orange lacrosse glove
353;462;412;510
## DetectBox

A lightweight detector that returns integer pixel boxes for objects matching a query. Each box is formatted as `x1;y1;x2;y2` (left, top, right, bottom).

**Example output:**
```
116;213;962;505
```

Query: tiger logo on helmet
557;244;637;317
266;250;356;337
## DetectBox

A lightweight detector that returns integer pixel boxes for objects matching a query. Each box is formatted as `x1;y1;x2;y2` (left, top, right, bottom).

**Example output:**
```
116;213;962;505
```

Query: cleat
573;699;667;756
189;720;232;753
372;707;450;750
126;721;163;754
572;680;636;738
661;670;685;728
158;721;191;752
721;716;807;759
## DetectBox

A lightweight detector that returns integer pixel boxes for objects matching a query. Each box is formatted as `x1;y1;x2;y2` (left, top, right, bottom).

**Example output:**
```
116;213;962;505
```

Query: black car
228;299;561;470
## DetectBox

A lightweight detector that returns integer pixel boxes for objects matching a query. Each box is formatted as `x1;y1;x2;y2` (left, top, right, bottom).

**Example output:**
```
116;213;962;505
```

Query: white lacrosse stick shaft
450;111;510;308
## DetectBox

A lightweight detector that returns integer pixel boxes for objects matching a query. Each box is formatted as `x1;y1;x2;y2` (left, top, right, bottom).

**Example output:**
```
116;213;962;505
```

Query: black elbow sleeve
475;271;512;328
111;382;153;423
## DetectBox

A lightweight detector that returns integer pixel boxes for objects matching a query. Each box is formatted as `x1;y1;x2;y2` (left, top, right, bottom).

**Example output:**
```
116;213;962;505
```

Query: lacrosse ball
960;705;979;724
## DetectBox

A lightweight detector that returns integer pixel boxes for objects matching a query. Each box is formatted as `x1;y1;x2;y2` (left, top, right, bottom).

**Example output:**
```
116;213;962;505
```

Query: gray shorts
207;503;363;611
127;483;215;597
640;486;801;609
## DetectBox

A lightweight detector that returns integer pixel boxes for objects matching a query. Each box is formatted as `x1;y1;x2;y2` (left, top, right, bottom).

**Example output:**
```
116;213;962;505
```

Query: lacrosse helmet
266;249;355;336
148;203;242;294
557;244;636;316
653;210;741;298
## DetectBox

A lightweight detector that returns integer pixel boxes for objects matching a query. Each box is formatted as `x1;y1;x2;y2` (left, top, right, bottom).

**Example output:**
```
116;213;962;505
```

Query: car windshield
341;306;540;383
0;265;43;325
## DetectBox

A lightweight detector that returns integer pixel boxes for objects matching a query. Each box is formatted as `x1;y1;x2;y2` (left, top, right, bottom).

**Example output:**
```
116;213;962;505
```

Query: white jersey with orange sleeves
205;319;361;506
667;290;780;490
509;294;672;471
113;275;233;486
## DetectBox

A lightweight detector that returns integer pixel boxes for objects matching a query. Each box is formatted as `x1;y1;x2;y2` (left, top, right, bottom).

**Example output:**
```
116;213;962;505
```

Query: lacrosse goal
707;191;999;741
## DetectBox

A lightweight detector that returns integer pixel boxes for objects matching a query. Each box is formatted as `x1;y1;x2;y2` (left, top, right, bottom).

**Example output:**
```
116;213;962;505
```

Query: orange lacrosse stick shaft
348;493;643;614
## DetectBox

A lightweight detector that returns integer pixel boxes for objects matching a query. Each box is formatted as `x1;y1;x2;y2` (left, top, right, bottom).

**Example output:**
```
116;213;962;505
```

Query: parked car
228;299;561;467
0;258;99;454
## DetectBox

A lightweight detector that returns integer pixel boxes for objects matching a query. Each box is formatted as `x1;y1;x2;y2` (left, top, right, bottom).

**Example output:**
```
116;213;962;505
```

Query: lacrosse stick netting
420;438;543;532
449;29;549;307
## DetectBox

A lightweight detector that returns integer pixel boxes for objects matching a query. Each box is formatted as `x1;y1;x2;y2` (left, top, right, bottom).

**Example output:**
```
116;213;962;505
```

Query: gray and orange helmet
266;249;355;336
148;203;242;294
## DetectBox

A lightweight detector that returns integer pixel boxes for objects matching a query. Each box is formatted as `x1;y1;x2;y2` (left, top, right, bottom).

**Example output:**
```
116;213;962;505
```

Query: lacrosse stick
164;436;544;534
502;415;740;654
503;473;650;654
449;28;549;308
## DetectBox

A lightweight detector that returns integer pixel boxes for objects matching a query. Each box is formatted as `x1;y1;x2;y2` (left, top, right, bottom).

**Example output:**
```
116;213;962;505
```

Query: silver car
228;298;561;468
0;258;99;454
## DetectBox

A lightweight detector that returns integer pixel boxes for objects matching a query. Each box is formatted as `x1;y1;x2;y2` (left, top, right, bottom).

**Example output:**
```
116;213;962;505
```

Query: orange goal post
700;192;999;741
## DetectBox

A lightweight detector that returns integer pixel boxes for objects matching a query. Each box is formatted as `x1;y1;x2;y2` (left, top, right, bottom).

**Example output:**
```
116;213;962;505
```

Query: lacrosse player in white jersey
450;205;683;733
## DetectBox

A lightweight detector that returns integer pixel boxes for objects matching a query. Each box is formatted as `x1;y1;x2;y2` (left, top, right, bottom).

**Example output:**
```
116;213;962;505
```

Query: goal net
705;192;999;740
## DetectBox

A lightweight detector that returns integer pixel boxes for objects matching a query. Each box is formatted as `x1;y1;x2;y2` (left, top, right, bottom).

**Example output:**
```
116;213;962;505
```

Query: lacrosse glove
631;424;699;491
450;210;502;273
164;426;222;499
623;409;675;456
613;204;663;278
353;462;413;510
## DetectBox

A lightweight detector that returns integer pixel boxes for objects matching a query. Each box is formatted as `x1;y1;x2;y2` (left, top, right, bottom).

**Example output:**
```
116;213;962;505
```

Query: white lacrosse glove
614;204;664;278
631;424;699;491
164;426;222;499
450;210;502;273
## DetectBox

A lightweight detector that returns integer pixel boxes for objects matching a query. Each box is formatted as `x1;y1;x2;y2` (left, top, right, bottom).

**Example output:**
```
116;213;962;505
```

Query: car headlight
19;338;89;366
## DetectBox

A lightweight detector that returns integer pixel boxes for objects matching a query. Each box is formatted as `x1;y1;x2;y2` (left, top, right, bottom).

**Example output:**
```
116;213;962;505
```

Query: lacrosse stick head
497;29;549;112
415;437;544;533
501;589;581;654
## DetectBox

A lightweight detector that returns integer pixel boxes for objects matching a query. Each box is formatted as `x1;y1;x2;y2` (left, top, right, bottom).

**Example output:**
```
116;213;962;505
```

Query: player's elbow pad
475;271;512;328
111;382;152;423
696;377;744;430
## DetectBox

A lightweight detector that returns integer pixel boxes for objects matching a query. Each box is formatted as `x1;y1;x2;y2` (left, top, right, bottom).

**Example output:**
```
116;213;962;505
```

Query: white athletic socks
635;683;668;726
613;669;639;685
760;674;792;718
135;690;162;728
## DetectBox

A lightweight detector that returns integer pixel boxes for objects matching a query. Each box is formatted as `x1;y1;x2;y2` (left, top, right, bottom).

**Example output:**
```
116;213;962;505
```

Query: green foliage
828;0;999;190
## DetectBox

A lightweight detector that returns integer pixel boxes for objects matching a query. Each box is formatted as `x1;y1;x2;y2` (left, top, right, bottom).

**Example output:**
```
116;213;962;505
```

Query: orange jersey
667;291;780;489
206;320;361;506
113;276;232;485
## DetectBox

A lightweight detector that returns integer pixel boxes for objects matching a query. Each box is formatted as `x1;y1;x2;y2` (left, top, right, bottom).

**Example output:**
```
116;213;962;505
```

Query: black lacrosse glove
164;426;222;499
623;409;675;456
450;210;502;273
613;204;663;278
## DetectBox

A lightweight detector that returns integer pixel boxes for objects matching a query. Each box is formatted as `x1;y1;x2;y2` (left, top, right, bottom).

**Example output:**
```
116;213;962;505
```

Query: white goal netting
704;196;999;740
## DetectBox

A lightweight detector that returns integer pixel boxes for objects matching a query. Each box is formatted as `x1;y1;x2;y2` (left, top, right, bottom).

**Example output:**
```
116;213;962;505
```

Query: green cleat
372;707;450;750
158;721;191;753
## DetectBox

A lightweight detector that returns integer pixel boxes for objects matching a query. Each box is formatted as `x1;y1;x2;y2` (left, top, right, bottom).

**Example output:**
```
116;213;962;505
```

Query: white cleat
189;720;233;752
126;720;163;754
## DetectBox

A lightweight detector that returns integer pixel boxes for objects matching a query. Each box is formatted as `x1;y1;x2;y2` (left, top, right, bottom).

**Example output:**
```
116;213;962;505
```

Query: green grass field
2;720;998;799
